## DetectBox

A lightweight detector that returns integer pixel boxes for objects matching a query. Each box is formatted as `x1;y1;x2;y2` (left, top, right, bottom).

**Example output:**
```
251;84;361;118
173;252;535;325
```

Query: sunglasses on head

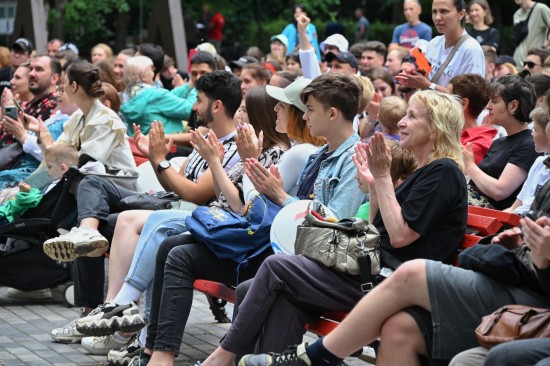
524;61;540;69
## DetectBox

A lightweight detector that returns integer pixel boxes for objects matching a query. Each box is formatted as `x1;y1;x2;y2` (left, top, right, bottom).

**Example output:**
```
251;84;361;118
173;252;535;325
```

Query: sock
138;324;148;347
113;283;142;305
113;331;131;343
305;338;343;366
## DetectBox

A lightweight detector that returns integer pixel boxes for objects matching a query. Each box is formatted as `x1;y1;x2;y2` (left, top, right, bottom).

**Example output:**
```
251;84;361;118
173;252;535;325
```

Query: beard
29;78;50;95
196;100;214;126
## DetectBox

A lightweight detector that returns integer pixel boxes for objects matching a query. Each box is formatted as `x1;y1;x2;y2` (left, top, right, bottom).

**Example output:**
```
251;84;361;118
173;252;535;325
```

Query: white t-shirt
426;30;485;87
515;155;550;214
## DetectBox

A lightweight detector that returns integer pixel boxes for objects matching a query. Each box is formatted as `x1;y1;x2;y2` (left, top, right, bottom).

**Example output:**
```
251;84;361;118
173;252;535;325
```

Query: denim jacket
283;133;365;219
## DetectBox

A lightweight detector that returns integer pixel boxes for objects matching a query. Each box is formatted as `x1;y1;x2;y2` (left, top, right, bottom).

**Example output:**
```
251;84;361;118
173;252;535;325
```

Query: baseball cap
325;51;359;71
495;55;516;67
229;56;259;69
58;42;79;55
320;34;349;53
266;77;312;113
196;42;217;55
270;34;289;49
12;38;33;54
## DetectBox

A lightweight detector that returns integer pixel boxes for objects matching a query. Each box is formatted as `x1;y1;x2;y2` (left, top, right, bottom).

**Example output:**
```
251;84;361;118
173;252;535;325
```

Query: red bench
192;208;518;356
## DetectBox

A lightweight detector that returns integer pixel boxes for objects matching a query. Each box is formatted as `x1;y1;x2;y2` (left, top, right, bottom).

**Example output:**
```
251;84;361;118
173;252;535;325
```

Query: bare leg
202;346;237;366
377;311;426;366
322;259;431;358
148;350;175;366
105;210;152;300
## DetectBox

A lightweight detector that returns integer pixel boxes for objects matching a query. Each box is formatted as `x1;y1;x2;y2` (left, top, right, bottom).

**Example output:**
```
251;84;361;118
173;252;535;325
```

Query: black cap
325;51;359;71
495;55;516;67
12;38;33;54
229;56;259;69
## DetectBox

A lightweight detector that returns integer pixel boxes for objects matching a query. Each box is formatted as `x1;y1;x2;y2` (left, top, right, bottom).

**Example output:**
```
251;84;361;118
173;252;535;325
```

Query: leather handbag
118;191;181;211
475;305;550;348
294;210;381;276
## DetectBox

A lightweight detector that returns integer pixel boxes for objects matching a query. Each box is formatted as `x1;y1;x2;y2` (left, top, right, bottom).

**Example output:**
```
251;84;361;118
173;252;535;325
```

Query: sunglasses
524;61;541;69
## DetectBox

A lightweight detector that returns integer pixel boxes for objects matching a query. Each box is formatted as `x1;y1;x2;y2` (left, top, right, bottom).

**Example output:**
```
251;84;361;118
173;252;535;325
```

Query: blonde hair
123;55;153;86
379;96;407;131
501;62;518;76
92;43;113;59
409;90;465;170
357;75;374;113
45;142;78;167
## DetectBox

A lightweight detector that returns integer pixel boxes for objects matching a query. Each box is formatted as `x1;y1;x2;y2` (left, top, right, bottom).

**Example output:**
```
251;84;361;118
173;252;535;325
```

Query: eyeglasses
56;85;65;94
524;61;541;69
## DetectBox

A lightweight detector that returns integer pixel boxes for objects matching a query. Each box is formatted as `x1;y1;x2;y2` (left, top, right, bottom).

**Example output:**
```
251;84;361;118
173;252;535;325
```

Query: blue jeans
124;209;192;319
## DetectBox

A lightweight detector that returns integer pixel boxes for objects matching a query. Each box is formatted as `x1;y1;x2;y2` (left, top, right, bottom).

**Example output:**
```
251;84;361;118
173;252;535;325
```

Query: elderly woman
203;90;468;366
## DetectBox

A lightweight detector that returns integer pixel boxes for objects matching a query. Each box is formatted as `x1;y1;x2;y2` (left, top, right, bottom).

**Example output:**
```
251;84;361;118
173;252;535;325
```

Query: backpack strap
431;33;471;84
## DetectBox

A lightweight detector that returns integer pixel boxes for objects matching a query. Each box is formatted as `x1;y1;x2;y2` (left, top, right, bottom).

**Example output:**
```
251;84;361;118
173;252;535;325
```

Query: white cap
320;34;349;53
266;77;312;113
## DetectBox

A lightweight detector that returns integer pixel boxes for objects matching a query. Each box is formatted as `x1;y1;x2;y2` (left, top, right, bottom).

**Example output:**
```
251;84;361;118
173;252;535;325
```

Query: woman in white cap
266;34;288;69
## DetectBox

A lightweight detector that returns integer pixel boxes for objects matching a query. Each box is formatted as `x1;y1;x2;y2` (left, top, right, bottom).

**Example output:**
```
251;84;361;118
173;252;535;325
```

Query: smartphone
3;106;17;120
409;47;432;76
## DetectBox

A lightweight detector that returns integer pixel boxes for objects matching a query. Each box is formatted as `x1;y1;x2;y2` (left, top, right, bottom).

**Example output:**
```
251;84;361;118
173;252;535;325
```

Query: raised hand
133;123;150;157
190;130;223;165
365;132;392;179
244;158;287;205
236;123;262;161
352;143;374;193
148;121;171;165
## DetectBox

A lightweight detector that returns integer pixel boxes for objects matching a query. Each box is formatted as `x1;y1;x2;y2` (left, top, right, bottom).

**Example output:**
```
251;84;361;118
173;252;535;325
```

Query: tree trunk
115;10;129;52
50;0;67;40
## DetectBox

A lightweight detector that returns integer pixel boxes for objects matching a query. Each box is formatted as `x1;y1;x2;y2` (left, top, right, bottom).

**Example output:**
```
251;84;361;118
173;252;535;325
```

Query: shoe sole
77;314;146;336
50;334;83;344
108;351;141;366
43;238;109;262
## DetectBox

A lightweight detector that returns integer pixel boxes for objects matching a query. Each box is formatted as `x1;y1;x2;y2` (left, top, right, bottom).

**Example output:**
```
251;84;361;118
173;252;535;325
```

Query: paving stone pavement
0;286;371;366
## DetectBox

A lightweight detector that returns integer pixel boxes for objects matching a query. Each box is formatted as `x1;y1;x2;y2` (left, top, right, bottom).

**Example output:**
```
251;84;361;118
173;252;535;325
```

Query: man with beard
23;55;60;121
41;70;241;263
0;55;60;187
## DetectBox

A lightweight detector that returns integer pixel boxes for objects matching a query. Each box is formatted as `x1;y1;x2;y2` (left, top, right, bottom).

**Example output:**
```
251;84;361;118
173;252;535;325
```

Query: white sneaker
77;301;145;336
43;227;109;262
81;334;128;355
7;287;52;300
108;334;143;366
51;318;85;344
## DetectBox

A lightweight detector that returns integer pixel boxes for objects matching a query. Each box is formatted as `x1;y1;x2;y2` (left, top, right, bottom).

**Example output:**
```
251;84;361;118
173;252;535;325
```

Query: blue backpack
186;194;281;264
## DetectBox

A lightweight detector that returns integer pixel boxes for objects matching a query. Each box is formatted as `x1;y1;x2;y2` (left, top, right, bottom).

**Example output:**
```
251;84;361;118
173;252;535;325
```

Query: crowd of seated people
1;0;550;365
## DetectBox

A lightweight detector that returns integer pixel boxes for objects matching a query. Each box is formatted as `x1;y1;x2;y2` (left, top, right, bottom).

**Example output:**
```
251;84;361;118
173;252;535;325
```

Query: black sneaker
108;334;142;366
239;343;311;366
76;301;145;336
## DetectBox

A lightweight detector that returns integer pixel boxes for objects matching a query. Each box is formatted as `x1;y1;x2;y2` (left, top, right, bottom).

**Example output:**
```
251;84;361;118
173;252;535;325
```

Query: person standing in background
389;0;432;50
204;4;225;52
513;0;550;66
282;4;321;61
466;0;500;52
354;8;370;43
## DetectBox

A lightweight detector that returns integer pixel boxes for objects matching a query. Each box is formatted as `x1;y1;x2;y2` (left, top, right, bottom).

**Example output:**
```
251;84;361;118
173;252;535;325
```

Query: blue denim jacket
283;133;365;219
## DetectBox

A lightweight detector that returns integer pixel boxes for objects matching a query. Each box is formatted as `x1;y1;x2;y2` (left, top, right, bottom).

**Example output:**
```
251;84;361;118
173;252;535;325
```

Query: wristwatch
157;160;171;174
428;83;437;90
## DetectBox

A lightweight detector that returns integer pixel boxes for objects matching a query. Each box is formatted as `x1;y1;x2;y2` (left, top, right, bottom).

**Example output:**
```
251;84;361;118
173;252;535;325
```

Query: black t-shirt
470;129;541;210
374;158;468;264
466;26;500;51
